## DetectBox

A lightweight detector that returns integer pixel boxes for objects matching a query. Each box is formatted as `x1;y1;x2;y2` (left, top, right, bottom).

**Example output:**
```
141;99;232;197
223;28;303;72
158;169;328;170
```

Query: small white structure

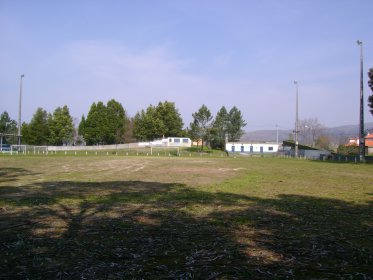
226;142;279;154
150;137;192;147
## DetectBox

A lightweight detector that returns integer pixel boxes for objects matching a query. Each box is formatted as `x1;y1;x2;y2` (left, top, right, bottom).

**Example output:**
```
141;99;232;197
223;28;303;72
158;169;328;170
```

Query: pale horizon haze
1;0;373;132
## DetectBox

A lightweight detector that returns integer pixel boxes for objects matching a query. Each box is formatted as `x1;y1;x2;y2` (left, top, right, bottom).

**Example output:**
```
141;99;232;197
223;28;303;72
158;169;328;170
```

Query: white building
150;137;192;147
226;142;279;153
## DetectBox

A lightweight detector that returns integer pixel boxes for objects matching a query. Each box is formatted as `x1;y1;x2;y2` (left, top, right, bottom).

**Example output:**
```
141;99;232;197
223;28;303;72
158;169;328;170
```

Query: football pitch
0;156;372;279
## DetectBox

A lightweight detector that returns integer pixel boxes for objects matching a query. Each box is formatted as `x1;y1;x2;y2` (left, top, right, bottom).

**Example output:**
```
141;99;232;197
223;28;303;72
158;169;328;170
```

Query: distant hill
241;122;373;144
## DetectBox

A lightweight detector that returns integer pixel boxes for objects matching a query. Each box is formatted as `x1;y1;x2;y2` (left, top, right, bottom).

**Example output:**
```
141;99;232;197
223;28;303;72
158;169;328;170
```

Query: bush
337;145;359;156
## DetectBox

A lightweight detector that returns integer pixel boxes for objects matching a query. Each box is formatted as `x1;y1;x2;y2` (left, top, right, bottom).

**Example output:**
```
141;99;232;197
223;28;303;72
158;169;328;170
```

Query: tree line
0;100;246;150
2;67;372;149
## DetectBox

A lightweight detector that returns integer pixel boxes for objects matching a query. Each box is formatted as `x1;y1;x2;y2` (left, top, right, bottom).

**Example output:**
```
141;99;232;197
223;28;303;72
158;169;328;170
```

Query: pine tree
22;108;50;145
106;99;127;144
133;106;166;141
49;105;74;145
189;105;213;150
155;101;183;137
210;106;229;150
227;106;246;141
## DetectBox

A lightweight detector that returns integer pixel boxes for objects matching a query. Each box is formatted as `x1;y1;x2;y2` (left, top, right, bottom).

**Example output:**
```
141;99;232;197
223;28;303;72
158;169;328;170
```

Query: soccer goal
150;146;180;156
11;145;49;155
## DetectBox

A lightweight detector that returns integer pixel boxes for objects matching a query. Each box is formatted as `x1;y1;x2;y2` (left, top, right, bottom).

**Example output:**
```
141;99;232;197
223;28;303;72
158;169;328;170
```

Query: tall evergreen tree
106;99;127;144
133;106;166;141
155;101;183;137
84;102;108;145
21;108;50;145
133;101;183;141
210;106;229;150
227;106;246;141
189;105;213;150
49;105;74;145
82;99;128;145
78;115;86;139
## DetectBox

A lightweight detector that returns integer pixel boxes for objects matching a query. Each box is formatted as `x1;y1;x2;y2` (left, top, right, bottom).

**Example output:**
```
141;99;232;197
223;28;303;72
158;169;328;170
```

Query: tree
210;106;229;150
155;101;183;137
337;144;359;156
21;108;50;145
368;68;373;116
133;106;165;141
78;115;86;136
189;105;213;150
83;102;109;145
299;118;324;147
315;135;331;150
106;99;128;144
49;105;74;145
82;100;128;145
226;106;246;142
0;111;17;144
133;101;183;141
124;117;136;144
78;115;86;143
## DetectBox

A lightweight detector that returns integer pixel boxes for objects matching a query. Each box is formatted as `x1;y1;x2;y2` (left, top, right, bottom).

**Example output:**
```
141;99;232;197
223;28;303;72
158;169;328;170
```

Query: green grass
0;156;372;279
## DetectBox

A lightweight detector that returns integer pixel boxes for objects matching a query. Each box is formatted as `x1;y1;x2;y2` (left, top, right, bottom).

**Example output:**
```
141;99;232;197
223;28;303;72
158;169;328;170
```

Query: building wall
226;143;279;153
149;137;192;147
167;137;192;147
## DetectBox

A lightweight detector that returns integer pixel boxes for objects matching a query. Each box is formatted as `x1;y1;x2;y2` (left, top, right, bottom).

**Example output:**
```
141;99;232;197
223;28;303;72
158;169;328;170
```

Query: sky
1;0;373;132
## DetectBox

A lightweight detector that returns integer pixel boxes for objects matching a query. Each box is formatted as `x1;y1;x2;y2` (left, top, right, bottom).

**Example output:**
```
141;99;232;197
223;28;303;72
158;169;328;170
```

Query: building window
269;147;273;151
169;138;172;142
174;138;180;143
183;138;189;143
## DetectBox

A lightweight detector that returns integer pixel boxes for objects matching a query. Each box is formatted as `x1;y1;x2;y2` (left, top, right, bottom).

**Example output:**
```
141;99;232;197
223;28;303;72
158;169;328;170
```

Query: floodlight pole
357;40;365;162
276;124;279;145
18;74;24;146
294;81;299;158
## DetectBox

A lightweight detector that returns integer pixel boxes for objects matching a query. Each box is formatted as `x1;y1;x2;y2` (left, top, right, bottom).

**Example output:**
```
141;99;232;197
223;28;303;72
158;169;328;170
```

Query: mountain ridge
242;122;373;143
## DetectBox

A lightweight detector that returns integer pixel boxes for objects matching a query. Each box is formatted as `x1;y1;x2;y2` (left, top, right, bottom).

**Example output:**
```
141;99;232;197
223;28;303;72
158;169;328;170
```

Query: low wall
47;143;139;151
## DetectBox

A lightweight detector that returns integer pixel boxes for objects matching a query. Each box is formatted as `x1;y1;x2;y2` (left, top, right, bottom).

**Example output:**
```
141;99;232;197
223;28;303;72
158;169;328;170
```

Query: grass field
0;156;372;279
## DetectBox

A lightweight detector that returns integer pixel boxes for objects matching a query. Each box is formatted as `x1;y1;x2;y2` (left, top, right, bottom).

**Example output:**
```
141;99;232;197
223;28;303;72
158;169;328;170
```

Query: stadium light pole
357;40;365;162
294;81;299;158
18;74;25;146
276;124;279;145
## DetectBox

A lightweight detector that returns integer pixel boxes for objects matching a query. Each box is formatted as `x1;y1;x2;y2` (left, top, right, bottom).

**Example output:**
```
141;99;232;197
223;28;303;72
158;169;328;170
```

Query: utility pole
18;74;25;146
294;81;299;158
357;40;365;162
276;124;279;145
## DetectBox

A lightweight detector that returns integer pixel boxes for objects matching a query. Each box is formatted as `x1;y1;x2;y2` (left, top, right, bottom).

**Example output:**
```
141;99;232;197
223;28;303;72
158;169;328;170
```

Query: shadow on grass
0;180;372;279
0;167;38;184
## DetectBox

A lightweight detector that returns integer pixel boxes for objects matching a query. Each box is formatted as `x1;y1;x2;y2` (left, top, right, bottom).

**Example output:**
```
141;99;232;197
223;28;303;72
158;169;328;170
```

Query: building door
231;146;235;152
260;146;263;153
250;146;253;153
241;146;244;152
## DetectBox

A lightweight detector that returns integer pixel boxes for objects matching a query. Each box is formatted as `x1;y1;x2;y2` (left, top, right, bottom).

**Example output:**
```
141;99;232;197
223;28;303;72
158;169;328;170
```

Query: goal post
150;146;180;156
11;145;49;155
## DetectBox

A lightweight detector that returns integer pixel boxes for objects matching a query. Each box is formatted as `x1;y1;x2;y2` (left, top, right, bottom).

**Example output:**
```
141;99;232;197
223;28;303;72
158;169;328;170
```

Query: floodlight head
21;74;25;78
294;80;298;85
357;40;362;45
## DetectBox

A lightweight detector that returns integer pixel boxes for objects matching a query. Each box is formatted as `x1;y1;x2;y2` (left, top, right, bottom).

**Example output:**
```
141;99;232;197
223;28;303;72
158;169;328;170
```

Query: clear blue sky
1;0;372;131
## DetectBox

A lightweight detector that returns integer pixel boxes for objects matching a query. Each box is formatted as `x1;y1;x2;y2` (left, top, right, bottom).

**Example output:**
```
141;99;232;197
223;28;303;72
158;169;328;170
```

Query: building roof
347;133;373;147
366;133;373;146
282;140;319;150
